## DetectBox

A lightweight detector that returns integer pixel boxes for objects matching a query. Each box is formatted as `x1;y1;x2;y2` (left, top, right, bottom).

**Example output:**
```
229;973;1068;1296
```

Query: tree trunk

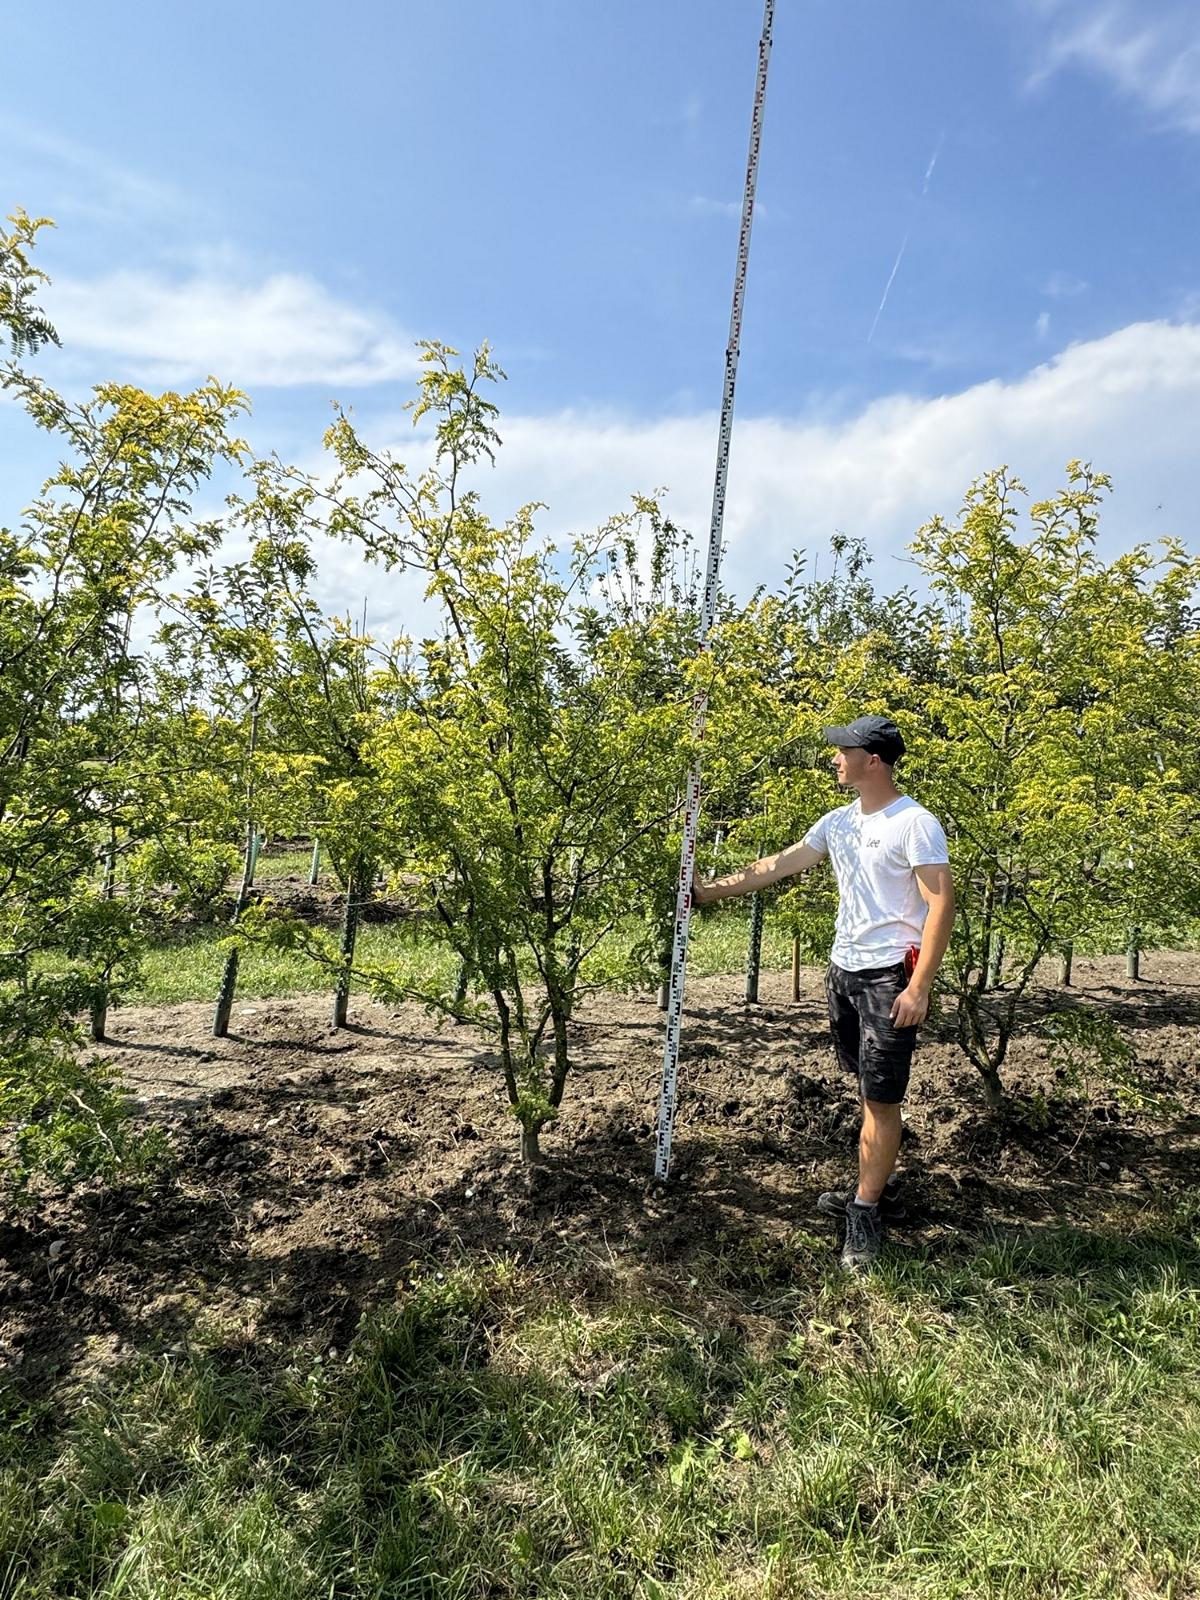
563;935;581;1020
213;698;260;1038
453;957;470;1011
549;999;571;1110
308;838;321;886
656;920;673;1010
90;832;118;1042
89;983;109;1044
745;890;765;1004
957;988;1007;1110
213;947;241;1037
1059;943;1073;987
984;874;1010;991
331;867;365;1029
520;1122;541;1164
1126;927;1141;981
791;935;801;1002
977;1061;1005;1110
978;872;996;993
986;934;1006;993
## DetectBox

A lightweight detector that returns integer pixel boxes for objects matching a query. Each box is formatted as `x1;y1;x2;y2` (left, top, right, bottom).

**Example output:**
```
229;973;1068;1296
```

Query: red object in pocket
903;944;921;980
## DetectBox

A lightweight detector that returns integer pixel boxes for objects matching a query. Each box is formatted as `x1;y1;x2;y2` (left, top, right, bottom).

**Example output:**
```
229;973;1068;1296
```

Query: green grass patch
128;923;461;1006
259;846;322;881
123;910;798;1007
3;1221;1198;1598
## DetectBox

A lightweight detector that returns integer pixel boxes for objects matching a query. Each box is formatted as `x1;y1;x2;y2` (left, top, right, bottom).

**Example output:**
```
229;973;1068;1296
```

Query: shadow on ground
2;956;1198;1401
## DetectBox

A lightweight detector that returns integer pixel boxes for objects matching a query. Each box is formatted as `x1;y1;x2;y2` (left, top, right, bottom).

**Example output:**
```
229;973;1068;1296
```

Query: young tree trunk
656;885;677;1006
88;990;108;1044
563;933;581;1020
984;874;1011;991
745;890;765;1004
1125;927;1141;981
453;956;470;1009
550;992;571;1111
791;934;801;1002
957;988;1007;1110
1059;943;1073;987
978;1061;1005;1110
986;933;1006;993
308;838;321;886
213;946;241;1037
331;866;366;1029
978;871;996;993
90;831;118;1042
213;697;261;1038
520;1122;541;1164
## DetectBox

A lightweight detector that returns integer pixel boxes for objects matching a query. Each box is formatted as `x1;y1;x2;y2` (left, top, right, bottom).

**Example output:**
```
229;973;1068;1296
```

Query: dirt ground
2;952;1199;1398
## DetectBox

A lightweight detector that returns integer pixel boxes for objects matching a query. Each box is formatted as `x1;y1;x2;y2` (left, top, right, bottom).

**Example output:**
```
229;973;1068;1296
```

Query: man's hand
890;983;930;1028
690;868;713;906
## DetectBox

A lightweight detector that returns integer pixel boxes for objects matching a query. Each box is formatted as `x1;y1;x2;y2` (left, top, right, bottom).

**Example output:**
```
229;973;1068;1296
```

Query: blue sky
4;0;1200;621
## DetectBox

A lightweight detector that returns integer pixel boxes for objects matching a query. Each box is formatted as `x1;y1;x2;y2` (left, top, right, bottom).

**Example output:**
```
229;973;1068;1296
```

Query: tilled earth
2;952;1199;1397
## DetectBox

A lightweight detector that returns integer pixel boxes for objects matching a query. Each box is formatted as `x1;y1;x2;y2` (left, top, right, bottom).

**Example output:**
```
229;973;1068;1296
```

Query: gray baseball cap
821;714;906;764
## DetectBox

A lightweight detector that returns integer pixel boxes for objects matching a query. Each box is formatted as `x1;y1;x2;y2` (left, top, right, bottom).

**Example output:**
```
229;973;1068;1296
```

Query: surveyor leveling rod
653;0;775;1183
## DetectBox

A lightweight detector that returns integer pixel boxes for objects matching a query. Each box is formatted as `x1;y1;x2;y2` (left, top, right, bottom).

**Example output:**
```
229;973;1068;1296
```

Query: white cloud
1030;1;1200;133
688;194;742;220
1035;310;1052;338
42;269;420;388
1042;270;1089;298
24;316;1197;646
292;318;1200;642
437;319;1200;612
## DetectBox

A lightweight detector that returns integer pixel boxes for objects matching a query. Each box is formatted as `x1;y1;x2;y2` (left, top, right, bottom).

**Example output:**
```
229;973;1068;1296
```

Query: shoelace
846;1204;878;1250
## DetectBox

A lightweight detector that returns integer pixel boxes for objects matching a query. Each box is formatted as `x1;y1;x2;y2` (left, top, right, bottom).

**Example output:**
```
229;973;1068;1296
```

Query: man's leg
824;964;861;1079
839;966;917;1269
857;1099;902;1205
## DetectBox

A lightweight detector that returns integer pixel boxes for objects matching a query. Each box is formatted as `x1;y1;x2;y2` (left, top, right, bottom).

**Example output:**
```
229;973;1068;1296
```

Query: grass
127;923;462;1007
118;903;799;1007
66;841;1199;1008
121;897;1189;1010
2;1215;1198;1598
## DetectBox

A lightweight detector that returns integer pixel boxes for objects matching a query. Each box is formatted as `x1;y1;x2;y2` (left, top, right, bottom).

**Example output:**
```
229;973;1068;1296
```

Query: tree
907;463;1200;1103
246;344;692;1163
0;209;59;359
160;527;322;1035
700;537;942;982
223;466;404;1028
0;210;248;1199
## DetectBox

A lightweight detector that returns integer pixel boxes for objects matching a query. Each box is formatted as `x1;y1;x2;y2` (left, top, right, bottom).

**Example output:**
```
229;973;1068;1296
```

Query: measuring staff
653;0;775;1183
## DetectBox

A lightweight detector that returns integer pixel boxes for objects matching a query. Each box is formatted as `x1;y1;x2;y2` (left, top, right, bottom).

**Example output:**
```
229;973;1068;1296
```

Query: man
693;714;954;1271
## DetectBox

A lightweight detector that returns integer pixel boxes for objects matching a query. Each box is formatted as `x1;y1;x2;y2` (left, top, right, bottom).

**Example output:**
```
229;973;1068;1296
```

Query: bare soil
3;953;1199;1398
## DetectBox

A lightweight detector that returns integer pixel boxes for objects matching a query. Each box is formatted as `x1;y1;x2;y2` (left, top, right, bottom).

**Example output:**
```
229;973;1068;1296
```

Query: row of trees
3;209;1199;1201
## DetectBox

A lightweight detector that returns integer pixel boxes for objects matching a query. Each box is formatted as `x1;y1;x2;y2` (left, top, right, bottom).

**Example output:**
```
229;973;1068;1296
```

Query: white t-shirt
802;795;950;971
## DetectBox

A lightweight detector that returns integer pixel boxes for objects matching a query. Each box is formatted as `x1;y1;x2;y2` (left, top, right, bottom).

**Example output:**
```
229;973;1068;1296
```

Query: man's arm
693;840;825;905
891;862;955;1027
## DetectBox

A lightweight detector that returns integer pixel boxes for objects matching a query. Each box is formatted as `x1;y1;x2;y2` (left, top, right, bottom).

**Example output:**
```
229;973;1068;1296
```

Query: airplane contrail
868;130;946;343
922;128;945;196
867;229;911;344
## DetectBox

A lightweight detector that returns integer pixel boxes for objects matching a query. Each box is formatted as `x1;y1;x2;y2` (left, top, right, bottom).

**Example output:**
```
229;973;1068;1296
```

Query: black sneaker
816;1174;905;1220
841;1200;884;1273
